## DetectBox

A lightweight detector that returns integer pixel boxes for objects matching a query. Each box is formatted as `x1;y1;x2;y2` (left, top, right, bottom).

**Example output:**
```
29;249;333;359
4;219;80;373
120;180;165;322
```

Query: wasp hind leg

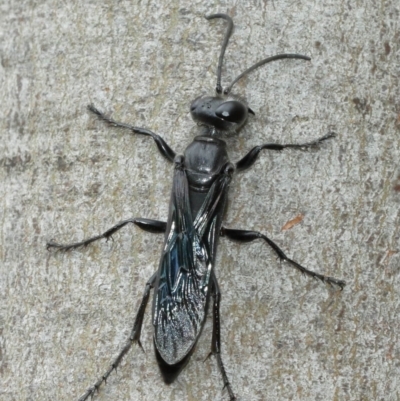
47;218;166;251
77;271;158;401
208;272;237;400
221;227;345;290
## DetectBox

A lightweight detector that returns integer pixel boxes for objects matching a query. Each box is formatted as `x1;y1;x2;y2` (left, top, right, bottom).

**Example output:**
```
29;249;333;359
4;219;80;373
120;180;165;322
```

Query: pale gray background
1;1;399;401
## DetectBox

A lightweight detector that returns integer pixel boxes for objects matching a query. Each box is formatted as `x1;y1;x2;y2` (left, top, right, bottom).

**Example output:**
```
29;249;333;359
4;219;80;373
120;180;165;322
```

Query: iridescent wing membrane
153;161;231;365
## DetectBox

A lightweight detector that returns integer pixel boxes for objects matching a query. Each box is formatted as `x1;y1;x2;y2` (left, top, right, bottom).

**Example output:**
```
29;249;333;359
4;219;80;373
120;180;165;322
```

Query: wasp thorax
190;95;249;133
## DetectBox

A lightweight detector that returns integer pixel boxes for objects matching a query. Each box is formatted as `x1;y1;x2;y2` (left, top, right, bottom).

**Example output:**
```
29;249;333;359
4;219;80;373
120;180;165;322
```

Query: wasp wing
153;163;231;365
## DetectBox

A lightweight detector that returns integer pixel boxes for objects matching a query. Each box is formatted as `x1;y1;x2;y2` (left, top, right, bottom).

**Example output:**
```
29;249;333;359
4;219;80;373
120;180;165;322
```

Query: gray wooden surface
1;1;399;400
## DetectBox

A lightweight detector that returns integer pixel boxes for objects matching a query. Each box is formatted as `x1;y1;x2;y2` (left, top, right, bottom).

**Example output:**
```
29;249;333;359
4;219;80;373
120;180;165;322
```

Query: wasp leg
47;218;166;251
88;104;176;162
221;227;345;290
209;272;237;400
235;132;336;172
77;271;157;401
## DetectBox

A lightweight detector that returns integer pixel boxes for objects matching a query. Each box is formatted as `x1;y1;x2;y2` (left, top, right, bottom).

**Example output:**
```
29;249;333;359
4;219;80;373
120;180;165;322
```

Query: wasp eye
215;101;247;123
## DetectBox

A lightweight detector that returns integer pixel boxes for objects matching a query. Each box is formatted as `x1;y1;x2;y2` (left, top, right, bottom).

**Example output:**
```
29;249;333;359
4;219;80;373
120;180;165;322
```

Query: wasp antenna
224;53;311;95
205;13;234;94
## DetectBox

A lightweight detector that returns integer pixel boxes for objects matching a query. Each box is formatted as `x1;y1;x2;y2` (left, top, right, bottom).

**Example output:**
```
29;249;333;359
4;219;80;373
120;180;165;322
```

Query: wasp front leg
88;105;177;162
235;133;336;172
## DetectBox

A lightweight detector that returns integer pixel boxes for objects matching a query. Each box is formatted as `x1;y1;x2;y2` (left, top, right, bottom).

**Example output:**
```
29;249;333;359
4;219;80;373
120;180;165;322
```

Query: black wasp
48;13;345;401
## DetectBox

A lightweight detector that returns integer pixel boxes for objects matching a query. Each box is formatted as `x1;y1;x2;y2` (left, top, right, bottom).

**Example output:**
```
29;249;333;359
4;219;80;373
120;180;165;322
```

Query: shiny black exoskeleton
190;96;252;131
47;13;345;401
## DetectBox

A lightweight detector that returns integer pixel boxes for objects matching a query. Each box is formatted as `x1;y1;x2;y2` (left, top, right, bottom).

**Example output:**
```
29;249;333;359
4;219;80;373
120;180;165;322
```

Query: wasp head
190;94;254;133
